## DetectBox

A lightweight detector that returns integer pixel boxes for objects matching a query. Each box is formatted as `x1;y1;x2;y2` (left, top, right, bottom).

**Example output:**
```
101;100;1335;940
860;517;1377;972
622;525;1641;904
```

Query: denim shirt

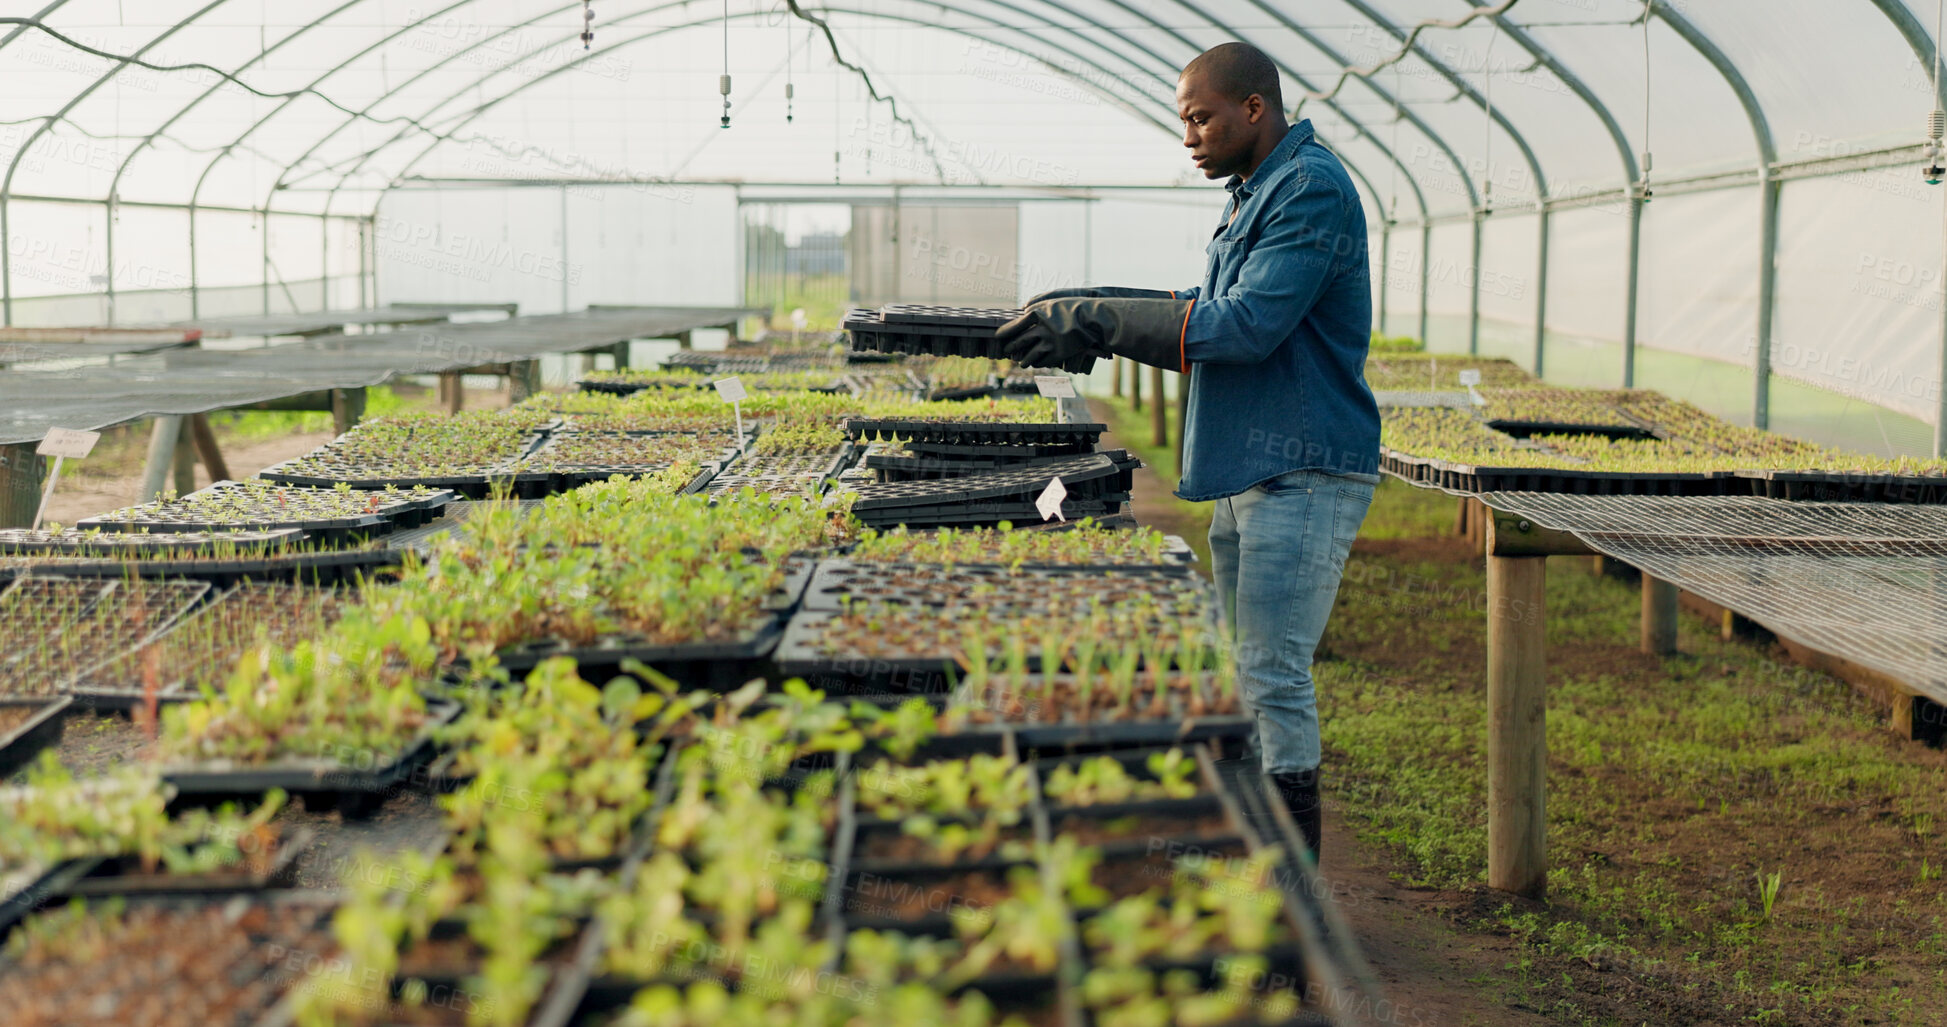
1172;120;1380;502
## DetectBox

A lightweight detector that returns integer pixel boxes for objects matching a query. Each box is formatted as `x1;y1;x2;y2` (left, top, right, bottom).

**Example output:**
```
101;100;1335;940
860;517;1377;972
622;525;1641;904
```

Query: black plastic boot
1269;768;1322;864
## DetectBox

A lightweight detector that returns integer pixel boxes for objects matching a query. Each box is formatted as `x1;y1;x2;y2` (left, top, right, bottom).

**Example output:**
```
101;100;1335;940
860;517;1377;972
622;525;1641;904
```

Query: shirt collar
1224;120;1314;201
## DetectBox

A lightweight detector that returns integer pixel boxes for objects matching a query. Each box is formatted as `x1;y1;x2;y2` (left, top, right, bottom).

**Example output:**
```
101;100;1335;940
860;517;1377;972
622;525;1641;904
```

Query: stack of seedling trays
67;583;349;709
77;480;454;546
844;304;1100;374
1735;468;1947;504
842;453;1129;529
660;350;770;374
574;371;713;395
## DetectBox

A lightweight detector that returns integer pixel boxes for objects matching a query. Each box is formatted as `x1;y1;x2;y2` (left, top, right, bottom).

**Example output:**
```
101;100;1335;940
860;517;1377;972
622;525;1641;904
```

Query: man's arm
1181;174;1351;366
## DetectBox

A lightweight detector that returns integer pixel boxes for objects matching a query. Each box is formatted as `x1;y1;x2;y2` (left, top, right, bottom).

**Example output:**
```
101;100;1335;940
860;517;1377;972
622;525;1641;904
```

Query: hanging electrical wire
720;0;733;128
782;0;952;185
1298;0;1522;108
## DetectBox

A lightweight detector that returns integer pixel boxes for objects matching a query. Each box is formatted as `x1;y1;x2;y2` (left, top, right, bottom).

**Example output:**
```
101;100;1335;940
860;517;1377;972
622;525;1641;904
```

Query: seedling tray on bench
1382;449;1741;497
845;454;1117;511
62;825;313;900
77;481;456;545
1;545;405;588
0;527;306;557
1735;468;1947;504
160;699;461;818
803;560;1200;612
492;615;786;689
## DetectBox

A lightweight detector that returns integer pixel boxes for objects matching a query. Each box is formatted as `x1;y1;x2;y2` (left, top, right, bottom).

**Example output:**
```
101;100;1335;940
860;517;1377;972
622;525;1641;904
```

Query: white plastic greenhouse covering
6;2;1947;454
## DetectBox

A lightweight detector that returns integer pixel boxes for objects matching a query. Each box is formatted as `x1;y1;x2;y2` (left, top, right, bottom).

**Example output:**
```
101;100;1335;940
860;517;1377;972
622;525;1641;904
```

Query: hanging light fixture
1926;0;1946;183
580;0;593;49
720;0;733;128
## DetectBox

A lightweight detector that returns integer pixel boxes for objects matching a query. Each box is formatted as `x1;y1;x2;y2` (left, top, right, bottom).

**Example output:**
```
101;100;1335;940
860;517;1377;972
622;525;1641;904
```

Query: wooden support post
187;414;230;483
140;416;184;502
676;330;693;351
1130;360;1143;413
507;361;541;403
438;372;464;414
611;340;631;370
1455;497;1470;538
1720;608;1737;642
1641;575;1679;655
1481;508;1591;899
1590;555;1606;576
1486;553;1548;898
331;387;367;435
1111;356;1122;398
0;443;44;529
172;429;197;495
1150;366;1167;448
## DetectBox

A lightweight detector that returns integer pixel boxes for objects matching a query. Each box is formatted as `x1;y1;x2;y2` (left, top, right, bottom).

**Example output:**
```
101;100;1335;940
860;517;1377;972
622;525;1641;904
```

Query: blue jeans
1209;469;1376;774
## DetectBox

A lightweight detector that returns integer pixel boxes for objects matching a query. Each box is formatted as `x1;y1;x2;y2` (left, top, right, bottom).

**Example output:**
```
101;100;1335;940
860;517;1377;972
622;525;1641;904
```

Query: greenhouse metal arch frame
2;1;1945;454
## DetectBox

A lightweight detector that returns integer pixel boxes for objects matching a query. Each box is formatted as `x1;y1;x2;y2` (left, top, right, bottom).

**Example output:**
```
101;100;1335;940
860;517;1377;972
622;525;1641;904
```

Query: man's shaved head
1177;42;1289;180
1182;42;1282;111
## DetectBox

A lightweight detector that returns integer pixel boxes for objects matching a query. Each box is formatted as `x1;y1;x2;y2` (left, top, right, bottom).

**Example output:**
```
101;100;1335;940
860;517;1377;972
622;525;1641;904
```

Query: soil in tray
9;709;155;782
856;823;1035;865
0;899;329;1027
1091;838;1250;900
844;867;1022;922
1052;810;1233;848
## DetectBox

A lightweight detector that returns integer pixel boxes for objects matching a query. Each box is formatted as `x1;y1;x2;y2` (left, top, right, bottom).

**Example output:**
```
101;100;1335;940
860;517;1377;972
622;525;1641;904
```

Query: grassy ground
1321;481;1947;1026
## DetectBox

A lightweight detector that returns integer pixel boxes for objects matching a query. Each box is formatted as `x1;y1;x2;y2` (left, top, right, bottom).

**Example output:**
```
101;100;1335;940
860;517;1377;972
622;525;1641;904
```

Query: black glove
997;297;1193;372
1025;286;1178;305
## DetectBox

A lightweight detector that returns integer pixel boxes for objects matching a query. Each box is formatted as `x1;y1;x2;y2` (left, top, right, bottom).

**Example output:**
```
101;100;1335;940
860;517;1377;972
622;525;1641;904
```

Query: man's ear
1244;93;1264;125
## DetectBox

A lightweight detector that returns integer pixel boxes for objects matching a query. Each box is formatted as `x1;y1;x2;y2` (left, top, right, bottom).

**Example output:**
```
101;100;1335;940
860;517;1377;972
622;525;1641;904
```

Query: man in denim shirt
999;42;1380;862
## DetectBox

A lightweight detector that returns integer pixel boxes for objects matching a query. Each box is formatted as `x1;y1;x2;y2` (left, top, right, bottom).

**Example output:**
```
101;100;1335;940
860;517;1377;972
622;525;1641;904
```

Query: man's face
1178;72;1262;180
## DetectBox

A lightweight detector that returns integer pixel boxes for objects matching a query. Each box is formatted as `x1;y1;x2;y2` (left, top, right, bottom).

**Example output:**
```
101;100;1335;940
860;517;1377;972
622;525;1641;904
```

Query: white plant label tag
1036;476;1068;522
1033;375;1077;399
1457;369;1482;386
713;377;748;403
37;427;99;458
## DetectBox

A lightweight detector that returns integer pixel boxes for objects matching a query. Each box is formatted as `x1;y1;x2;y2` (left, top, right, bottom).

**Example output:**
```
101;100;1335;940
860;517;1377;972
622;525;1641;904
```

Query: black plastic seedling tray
0;859;96;943
844;307;1099;374
845;454;1117;512
1736;468;1947;504
0;695;72;778
903;438;1099;459
865;447;1138;485
62;826;313;900
803;560;1201;612
161;700;461;818
492;616;786;689
0;527;307;556
259;461;553;500
1382;449;1743;497
723;446;850;480
843;418;1107;448
853;498;1127;530
7;545;405;589
76;481;456;545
